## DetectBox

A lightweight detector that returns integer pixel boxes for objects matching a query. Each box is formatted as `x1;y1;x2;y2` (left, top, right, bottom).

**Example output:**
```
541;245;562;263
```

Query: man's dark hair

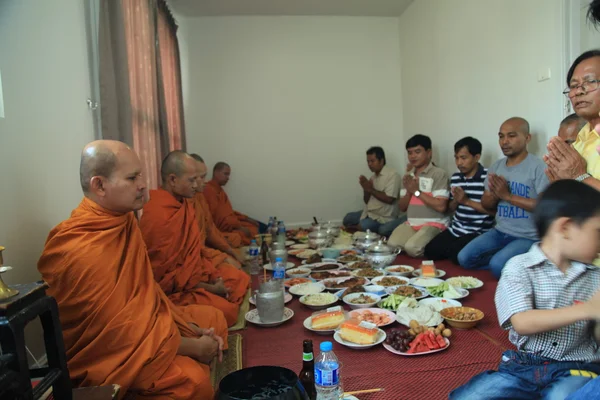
535;180;600;238
406;134;432;151
213;161;230;173
454;137;482;156
560;113;587;130
160;150;188;183
366;146;386;165
566;49;600;85
588;0;600;26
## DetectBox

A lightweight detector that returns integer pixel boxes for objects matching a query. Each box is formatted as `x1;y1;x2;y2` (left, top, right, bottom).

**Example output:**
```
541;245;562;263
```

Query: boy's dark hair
566;50;600;85
454;137;482;156
366;146;386;165
535;180;600;238
588;0;600;27
406;134;432;151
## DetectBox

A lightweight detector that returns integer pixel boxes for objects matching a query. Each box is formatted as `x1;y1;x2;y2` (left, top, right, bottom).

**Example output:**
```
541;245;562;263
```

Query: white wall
581;0;600;53
399;0;566;174
179;17;405;225
0;0;95;358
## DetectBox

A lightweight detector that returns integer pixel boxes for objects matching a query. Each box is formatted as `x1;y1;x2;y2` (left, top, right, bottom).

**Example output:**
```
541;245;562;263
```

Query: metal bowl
363;240;400;269
307;230;332;249
353;229;381;251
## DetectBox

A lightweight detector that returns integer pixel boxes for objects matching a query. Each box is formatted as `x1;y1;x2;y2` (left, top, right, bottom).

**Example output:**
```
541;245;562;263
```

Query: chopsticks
343;388;385;396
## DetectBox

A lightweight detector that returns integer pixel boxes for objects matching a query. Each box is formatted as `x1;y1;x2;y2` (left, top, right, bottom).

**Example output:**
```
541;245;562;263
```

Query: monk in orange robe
140;151;250;327
38;140;227;399
203;162;260;246
190;154;246;264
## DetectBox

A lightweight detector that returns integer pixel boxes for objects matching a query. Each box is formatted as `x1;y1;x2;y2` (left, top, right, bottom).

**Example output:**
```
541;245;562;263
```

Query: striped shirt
400;163;450;229
448;164;494;237
496;244;600;362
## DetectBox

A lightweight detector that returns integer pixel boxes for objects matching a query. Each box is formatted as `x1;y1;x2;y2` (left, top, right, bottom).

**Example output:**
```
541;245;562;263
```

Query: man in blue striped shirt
424;137;494;264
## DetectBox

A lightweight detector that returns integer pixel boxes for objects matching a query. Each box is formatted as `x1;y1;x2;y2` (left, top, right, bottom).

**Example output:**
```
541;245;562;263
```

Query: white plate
343;396;359;400
285;240;295;247
350;268;387;279
385;265;415;277
299;293;339;310
290;243;309;250
263;262;296;271
370;276;410;287
249;292;293;305
296;249;319;259
396;305;444;327
446;276;484;289
342;292;381;309
384;285;429;299
303;316;337;335
310;270;352;281
284;277;314;288
418;297;462;311
321;276;370;291
410;277;445;287
345;260;372;270
245;308;294;327
304;261;343;271
412;269;446;278
441;287;470;300
348;308;396;327
337;255;365;264
333;329;386;350
382;337;450;356
289;282;326;296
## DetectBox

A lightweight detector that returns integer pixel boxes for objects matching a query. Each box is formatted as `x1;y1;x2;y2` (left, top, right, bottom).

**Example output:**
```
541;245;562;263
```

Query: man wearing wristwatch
546;50;600;192
457;117;549;279
388;134;450;257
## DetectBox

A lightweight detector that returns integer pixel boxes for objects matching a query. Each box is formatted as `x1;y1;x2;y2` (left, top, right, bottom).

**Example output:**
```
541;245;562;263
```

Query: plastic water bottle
248;240;260;275
277;221;286;245
272;257;286;282
314;341;341;400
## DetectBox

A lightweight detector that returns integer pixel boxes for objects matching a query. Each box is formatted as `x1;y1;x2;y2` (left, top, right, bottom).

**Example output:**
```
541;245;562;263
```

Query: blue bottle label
314;366;338;386
273;269;285;279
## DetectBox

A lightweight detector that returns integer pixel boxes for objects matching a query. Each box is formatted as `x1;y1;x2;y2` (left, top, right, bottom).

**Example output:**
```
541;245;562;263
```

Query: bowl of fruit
383;321;452;355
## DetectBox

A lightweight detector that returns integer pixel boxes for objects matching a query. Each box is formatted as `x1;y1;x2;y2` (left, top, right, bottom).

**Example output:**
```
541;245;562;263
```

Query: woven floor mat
229;287;251;332
211;333;243;388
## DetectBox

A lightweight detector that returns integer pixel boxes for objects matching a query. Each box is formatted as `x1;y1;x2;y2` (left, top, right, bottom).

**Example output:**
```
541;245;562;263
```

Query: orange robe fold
194;192;238;255
140;189;250;327
203;180;259;246
37;197;228;400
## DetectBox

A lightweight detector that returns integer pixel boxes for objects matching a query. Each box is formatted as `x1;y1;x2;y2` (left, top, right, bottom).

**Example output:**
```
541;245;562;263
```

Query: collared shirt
574;123;600;180
496;244;600;362
448;164;494;237
400;163;450;229
360;165;401;223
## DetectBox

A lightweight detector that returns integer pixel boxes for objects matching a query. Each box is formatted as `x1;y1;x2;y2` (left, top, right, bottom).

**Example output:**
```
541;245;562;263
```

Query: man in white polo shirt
343;147;406;237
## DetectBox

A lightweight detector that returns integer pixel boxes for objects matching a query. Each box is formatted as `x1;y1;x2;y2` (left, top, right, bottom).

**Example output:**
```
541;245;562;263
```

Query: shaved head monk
203;162;263;247
38;140;228;399
557;113;586;145
190;154;246;265
139;151;250;327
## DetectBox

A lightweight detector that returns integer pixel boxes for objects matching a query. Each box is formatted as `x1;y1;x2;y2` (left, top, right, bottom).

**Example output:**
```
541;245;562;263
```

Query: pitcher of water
255;277;284;323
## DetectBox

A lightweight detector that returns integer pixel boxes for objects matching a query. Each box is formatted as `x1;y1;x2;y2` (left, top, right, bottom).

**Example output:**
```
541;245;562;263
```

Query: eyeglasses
563;79;600;97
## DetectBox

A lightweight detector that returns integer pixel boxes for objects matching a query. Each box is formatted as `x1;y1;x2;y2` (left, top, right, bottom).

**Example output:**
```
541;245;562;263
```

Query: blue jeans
449;350;600;400
566;376;600;399
456;228;535;279
342;211;406;237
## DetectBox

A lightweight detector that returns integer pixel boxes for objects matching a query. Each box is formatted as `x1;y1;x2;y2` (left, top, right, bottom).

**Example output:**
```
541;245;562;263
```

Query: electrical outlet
537;68;551;82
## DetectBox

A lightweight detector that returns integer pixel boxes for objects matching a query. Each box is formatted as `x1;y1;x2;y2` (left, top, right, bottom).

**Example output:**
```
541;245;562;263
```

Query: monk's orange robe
37;197;228;400
140;189;250;327
194;192;238;255
203;180;258;246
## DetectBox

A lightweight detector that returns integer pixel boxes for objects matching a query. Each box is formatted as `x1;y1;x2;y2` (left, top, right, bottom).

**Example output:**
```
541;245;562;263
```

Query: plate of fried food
321;276;369;291
295;249;319;259
310;270;352;280
389;285;428;299
351;268;386;279
337;254;364;264
304;262;343;272
370;276;410;287
346;260;371;270
385;265;415;277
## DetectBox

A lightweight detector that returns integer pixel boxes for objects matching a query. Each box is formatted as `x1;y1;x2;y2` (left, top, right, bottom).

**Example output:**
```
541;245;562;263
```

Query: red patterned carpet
241;254;511;400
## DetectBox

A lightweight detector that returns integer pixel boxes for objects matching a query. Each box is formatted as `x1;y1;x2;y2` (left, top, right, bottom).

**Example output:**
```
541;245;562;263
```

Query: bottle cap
320;341;332;352
250;239;256;244
275;257;283;262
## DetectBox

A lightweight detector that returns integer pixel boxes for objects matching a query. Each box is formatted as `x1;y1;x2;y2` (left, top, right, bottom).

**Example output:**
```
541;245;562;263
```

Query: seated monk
37;140;227;399
203;162;262;247
139;151;250;327
190;154;246;265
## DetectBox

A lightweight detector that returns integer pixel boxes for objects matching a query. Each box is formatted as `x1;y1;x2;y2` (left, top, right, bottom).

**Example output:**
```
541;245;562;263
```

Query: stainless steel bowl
308;230;332;249
353;229;381;251
364;239;401;269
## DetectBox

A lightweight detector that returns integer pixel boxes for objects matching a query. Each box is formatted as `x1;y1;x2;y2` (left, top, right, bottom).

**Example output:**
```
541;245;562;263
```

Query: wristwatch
414;190;421;197
575;173;592;182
